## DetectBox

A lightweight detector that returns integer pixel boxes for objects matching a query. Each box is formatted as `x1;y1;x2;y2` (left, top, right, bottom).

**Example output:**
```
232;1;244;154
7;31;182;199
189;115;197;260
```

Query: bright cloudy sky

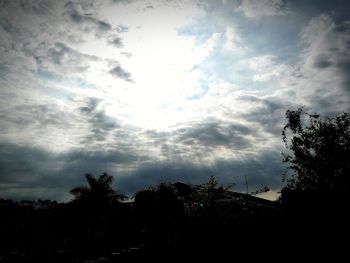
1;0;349;201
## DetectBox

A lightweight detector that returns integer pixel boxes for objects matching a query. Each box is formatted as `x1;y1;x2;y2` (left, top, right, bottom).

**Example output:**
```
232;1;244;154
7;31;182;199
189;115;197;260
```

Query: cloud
236;0;287;18
0;142;141;200
0;99;78;150
175;119;254;149
238;95;293;136
294;13;350;112
0;139;285;201
300;14;350;72
245;54;293;82
0;0;124;85
64;1;112;32
111;0;134;4
224;25;248;53
39;42;98;74
108;36;124;48
110;65;133;82
0;96;124;154
78;97;120;143
117;149;285;194
2;0;350;202
0;0;126;67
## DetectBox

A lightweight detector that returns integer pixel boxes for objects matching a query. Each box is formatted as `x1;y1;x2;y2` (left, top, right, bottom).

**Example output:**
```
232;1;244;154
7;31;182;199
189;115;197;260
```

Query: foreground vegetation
0;176;283;262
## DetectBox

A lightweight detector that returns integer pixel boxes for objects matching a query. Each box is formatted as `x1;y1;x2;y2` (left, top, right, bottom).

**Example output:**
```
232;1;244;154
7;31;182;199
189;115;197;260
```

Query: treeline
1;175;347;262
0;176;282;262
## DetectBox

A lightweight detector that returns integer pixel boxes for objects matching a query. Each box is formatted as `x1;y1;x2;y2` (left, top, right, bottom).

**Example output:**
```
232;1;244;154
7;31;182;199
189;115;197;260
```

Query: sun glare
90;1;209;130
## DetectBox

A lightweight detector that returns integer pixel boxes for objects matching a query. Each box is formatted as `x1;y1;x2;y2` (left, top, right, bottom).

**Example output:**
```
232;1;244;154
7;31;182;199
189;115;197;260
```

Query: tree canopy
282;108;350;192
70;173;125;206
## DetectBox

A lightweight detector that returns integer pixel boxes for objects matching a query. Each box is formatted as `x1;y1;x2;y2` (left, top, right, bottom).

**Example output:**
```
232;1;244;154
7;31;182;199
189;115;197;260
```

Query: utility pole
245;175;249;194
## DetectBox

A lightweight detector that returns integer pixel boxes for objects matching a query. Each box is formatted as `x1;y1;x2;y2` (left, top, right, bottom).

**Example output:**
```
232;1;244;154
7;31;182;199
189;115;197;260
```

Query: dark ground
0;189;348;262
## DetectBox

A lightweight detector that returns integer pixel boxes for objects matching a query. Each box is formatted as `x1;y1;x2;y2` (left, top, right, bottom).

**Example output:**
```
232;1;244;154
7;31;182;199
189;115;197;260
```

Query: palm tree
70;173;126;205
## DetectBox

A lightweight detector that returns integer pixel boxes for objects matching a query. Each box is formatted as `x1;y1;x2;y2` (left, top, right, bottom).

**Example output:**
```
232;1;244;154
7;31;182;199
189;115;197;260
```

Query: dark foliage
282;108;350;192
70;173;126;205
0;176;283;262
279;109;350;258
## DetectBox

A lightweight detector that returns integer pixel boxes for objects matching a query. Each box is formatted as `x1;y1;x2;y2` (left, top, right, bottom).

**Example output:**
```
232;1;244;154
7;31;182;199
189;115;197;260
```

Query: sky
1;0;349;201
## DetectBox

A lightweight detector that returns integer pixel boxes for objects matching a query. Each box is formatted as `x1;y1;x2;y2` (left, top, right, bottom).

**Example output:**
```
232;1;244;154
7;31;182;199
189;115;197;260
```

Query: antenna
245;175;249;194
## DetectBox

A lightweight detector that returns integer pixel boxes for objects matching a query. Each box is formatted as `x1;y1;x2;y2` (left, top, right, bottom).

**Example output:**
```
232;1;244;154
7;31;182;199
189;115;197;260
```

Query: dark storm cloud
285;0;350;20
117;150;285;194
0;142;140;200
0;143;52;185
175;119;254;149
117;161;212;194
110;65;133;82
0;139;285;200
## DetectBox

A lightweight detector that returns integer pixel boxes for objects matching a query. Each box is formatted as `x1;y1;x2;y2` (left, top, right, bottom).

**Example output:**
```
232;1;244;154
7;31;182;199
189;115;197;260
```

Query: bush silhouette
134;183;184;234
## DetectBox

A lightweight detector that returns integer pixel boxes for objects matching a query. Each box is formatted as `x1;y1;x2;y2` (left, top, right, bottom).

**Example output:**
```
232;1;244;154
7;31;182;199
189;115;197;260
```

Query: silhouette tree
187;176;238;225
195;176;224;206
133;183;185;251
282;108;350;192
70;173;125;206
134;183;184;228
